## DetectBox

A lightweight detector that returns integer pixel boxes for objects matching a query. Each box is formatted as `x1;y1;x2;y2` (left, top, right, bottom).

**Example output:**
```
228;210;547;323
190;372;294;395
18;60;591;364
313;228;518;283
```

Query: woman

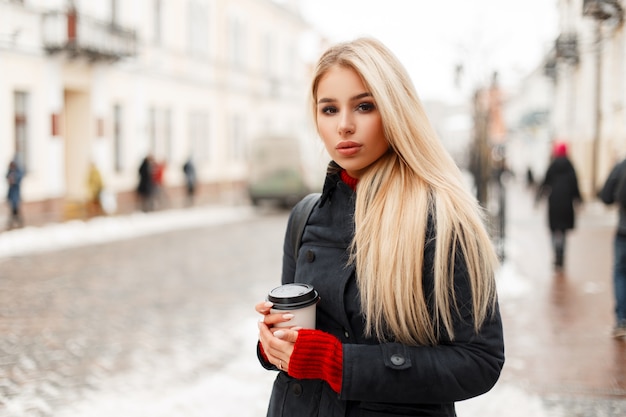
256;37;504;417
536;141;582;270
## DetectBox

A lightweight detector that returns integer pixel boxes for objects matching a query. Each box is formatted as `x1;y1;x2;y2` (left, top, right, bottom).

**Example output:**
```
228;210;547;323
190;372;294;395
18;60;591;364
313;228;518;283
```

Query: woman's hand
258;320;299;372
256;300;299;371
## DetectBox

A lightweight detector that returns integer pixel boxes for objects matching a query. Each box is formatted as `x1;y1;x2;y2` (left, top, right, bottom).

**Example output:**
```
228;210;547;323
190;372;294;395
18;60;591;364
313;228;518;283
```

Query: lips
336;141;361;156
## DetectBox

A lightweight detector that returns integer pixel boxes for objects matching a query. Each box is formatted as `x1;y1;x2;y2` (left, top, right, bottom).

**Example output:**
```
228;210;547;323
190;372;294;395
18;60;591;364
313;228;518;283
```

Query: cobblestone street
0;208;283;416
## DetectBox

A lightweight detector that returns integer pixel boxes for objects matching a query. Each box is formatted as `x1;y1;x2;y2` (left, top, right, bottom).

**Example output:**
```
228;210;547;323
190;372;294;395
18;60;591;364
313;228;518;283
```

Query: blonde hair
311;37;499;346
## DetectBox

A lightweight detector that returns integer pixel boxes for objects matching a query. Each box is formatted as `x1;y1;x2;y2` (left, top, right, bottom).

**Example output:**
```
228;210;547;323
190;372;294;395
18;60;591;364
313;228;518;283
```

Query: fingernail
264;301;273;308
282;313;294;320
274;330;285;339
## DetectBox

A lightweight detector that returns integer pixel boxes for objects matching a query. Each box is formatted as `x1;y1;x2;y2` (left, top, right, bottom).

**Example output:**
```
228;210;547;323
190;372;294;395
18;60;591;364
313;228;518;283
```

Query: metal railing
42;10;137;61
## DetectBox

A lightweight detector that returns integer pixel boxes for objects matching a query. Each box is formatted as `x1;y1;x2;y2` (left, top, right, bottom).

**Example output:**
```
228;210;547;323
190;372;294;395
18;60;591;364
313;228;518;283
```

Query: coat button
390;354;405;366
292;383;303;396
305;250;315;262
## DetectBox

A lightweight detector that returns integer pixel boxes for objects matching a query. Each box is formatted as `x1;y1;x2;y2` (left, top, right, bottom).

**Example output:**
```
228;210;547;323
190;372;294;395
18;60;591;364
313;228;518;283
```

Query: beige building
1;0;316;223
550;0;626;196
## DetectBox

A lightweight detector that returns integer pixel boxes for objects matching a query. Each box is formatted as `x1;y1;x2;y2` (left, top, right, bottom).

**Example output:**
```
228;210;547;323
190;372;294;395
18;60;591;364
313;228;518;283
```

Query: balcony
583;0;623;21
42;10;137;61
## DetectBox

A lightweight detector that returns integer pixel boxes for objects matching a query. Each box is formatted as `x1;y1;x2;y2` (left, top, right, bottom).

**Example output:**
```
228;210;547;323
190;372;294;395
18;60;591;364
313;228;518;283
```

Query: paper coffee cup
268;283;320;329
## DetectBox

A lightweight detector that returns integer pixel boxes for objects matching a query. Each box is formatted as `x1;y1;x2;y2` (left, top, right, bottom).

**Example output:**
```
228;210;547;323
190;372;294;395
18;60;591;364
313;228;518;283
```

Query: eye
320;106;338;115
356;102;376;112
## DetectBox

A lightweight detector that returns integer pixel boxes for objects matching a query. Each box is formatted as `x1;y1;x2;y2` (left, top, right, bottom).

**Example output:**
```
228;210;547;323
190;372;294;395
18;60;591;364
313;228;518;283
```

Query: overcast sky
300;0;559;104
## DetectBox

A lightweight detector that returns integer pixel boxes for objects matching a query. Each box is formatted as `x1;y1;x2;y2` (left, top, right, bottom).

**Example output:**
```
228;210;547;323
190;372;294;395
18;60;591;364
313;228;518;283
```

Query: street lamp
582;0;623;193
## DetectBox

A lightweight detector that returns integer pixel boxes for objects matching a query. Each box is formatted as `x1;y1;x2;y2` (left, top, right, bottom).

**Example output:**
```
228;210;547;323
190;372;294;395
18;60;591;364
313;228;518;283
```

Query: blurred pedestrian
599;155;626;338
137;155;155;212
183;157;197;206
152;159;168;209
536;141;582;270
255;37;504;417
6;158;24;229
526;167;535;189
86;161;104;217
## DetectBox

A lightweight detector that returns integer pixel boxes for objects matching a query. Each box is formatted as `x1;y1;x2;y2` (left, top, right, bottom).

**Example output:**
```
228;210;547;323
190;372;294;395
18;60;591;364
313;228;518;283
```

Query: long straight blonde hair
311;38;499;346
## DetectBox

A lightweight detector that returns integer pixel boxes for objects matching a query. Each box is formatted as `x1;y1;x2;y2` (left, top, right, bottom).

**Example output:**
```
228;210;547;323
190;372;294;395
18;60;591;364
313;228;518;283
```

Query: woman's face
315;65;388;179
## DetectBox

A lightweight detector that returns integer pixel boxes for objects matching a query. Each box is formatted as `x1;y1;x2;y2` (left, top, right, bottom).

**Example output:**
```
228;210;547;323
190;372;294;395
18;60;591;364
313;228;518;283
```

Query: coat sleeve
340;305;504;403
599;162;623;205
340;244;505;404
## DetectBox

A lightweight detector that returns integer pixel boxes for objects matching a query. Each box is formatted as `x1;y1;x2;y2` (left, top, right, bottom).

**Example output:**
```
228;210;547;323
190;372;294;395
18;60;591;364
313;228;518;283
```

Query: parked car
247;135;312;208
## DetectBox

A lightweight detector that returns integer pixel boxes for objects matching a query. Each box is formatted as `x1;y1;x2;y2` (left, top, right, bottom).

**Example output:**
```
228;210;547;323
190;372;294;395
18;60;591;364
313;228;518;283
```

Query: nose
337;113;355;135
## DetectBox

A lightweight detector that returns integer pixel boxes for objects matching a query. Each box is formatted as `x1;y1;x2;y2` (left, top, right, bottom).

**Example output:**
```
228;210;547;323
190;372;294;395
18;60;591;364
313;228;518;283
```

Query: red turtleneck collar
340;170;359;191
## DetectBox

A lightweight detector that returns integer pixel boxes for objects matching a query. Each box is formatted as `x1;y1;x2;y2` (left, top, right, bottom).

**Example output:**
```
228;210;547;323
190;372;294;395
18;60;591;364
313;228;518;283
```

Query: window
14;91;29;171
148;106;172;161
229;16;246;68
154;0;162;45
113;104;123;172
263;33;274;75
111;0;119;25
231;114;245;161
189;111;210;163
188;1;209;57
164;109;172;164
149;107;157;153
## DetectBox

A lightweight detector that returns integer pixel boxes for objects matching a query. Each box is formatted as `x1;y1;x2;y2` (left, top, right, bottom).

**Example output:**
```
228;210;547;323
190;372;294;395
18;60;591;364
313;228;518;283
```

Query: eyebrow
317;92;372;105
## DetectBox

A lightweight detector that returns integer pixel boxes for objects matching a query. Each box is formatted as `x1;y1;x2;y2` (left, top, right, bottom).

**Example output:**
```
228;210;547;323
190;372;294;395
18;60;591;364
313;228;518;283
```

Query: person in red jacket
255;37;504;417
151;159;168;209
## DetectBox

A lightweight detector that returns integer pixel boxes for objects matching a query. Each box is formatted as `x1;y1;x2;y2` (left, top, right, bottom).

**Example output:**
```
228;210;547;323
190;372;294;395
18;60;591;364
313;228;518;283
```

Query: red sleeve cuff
289;329;343;393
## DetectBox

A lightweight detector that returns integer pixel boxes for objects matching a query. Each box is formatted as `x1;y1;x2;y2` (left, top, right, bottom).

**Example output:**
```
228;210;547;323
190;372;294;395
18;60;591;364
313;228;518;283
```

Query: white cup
268;283;320;329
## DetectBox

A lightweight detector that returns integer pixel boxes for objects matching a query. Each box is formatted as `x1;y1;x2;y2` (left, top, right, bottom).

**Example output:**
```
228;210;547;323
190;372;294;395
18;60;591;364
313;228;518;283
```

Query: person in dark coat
536;141;582;270
599;156;626;338
6;158;24;229
137;155;155;212
255;38;504;417
182;157;196;206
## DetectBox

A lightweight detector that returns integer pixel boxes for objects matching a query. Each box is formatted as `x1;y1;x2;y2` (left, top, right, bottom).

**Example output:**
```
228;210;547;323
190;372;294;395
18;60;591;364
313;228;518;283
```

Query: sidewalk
0;204;256;259
480;179;626;414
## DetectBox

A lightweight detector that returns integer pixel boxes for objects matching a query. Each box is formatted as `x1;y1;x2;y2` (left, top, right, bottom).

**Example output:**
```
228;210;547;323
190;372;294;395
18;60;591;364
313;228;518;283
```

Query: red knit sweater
289;329;343;393
258;330;343;393
340;169;359;191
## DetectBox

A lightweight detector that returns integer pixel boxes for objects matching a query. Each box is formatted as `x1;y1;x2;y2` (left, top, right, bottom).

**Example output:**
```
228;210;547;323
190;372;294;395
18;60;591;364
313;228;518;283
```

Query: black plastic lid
267;283;320;310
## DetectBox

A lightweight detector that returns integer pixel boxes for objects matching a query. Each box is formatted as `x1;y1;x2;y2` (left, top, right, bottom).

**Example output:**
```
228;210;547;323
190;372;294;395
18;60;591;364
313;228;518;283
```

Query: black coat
260;165;505;417
599;158;626;235
537;156;582;231
137;157;153;196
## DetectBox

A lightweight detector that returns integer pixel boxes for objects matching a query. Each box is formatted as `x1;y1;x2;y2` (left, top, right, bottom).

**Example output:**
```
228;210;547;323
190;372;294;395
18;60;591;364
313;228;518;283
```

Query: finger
258;322;296;354
273;328;299;343
255;301;274;314
258;321;277;358
258;323;285;368
263;312;294;326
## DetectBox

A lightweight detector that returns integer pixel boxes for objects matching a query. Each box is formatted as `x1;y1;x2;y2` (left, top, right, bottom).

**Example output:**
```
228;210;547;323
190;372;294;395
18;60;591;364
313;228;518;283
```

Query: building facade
1;0;313;224
550;0;626;196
